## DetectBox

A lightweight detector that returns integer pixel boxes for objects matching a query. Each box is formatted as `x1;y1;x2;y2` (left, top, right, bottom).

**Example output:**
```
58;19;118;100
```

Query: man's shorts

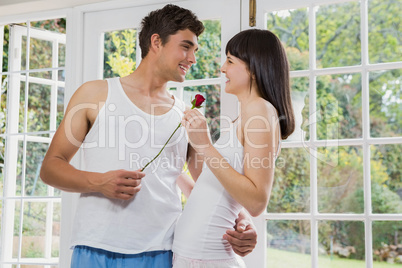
71;245;173;268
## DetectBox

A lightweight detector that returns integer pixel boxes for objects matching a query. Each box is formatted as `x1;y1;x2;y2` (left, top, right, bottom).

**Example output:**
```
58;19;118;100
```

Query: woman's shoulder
243;98;278;121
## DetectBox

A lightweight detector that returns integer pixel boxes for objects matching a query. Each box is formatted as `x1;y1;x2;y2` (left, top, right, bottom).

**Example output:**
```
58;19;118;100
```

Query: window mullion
50;39;59;133
361;1;374;267
1;24;24;267
309;4;319;268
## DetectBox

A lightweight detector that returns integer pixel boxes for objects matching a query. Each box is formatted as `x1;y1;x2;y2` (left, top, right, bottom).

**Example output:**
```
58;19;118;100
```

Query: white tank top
172;118;245;260
70;77;188;254
172;116;281;260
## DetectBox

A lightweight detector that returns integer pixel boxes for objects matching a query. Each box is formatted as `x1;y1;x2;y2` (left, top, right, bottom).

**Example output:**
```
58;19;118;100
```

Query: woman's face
221;52;251;95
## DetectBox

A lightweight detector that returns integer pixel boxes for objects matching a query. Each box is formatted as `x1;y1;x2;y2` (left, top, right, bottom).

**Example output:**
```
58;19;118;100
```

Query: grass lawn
267;248;401;268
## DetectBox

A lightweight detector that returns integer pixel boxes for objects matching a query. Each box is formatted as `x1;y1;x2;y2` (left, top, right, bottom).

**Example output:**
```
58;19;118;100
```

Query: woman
173;29;295;268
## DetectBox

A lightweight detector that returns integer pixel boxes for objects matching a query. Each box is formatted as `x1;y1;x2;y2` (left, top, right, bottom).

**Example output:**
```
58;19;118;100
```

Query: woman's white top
172;118;245;260
70;77;188;254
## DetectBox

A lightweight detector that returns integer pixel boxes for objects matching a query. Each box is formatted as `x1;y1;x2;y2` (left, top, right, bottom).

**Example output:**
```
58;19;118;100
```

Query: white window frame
241;0;402;267
0;9;72;268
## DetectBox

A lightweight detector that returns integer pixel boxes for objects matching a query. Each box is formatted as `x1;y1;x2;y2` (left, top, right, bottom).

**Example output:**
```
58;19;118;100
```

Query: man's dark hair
139;4;204;59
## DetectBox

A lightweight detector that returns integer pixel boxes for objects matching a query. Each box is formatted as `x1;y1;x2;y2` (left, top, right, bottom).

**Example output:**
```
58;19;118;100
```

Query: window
1;18;66;267
253;0;402;267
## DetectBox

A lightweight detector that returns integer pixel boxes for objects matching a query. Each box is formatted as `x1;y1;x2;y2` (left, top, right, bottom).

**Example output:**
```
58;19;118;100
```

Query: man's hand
92;169;145;200
223;216;257;257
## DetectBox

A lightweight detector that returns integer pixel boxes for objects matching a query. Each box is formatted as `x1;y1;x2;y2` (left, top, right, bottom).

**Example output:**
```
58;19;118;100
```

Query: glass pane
266;8;309;71
187;19;221;79
0;137;4;197
184;85;220;143
52;201;61;257
16;140;24;196
0;75;6;133
29;37;53;70
31;18;67;34
20;202;46;258
289;77;309;142
21;35;27;71
57;86;64;129
104;29;137;79
29;70;52;80
25;142;49;196
58;70;65;81
269;148;310;213
316;74;362;140
318;146;363;213
369;69;401;137
28;82;51;134
58;43;66;67
318;221;365;267
371;144;402;214
1;25;9;73
368;0;402;64
267;220;311;268
372;221;402;266
13;200;22;258
316;2;361;68
19;81;25;133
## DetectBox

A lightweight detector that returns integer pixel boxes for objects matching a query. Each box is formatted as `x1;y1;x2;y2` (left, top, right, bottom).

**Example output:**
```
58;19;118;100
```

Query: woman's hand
181;109;212;153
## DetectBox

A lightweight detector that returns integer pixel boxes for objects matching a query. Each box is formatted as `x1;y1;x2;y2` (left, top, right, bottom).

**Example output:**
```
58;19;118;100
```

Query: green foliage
105;29;137;78
368;0;402;63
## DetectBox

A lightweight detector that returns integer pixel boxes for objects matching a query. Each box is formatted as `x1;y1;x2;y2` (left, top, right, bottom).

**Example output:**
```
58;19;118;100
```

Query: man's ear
150;33;162;53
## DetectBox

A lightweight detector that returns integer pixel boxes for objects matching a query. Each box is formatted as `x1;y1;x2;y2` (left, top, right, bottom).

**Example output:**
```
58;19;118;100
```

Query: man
41;4;256;267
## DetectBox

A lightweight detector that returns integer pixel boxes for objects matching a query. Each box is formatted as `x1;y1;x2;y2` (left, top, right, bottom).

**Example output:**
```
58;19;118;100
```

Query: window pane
289;77;309;142
21;34;28;71
29;38;53;70
31;19;66;34
318;221;365;267
57;86;64;129
1;26;9;73
267;220;311;268
369;69;401;137
1;75;6;133
16;140;24;196
103;29;137;79
20;202;47;258
28;82;51;134
316;2;361;68
52;202;61;257
19;81;25;133
58;70;65;82
368;0;402;64
13;200;22;258
187;19;221;79
371;144;402;214
0;137;4;197
58;43;66;67
269;148;310;213
318;146;363;214
372;221;402;266
25;142;49;197
316;74;362;140
184;85;220;143
266;8;309;71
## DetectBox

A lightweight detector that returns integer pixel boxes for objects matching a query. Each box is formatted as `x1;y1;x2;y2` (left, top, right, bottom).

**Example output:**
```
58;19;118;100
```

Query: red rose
141;94;206;172
192;94;206;108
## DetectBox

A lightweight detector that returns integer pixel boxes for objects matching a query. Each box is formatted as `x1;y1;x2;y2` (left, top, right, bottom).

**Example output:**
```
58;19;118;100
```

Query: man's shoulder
74;79;109;104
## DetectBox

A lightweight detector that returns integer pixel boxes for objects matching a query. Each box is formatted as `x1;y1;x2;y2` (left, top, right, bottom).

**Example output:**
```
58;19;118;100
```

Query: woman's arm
182;100;280;217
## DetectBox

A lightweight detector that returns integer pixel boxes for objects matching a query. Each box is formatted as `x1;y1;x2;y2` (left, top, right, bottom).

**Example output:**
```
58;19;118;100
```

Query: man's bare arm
40;80;144;200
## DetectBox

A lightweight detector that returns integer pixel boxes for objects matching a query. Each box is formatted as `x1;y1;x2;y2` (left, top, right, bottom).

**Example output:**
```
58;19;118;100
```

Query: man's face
157;29;199;82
